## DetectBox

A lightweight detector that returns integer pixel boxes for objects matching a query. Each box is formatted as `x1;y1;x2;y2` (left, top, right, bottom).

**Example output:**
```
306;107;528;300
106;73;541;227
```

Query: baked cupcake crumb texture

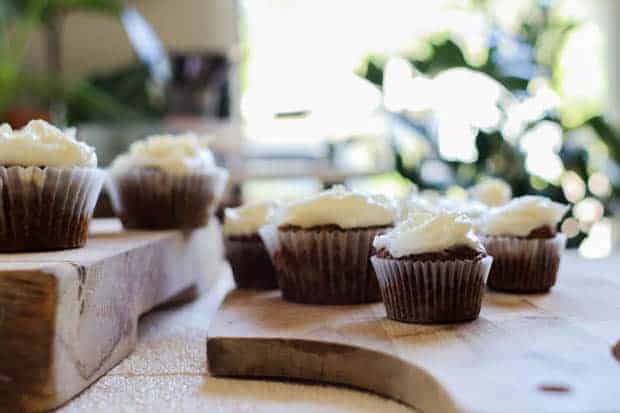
525;225;555;239
375;245;484;262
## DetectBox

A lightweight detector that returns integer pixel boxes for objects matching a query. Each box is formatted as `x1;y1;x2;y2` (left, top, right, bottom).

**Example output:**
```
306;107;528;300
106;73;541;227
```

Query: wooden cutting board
0;219;214;412
207;252;620;413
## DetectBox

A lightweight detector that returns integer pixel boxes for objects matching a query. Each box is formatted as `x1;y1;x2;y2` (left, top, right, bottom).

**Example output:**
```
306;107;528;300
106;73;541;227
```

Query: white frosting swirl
479;195;568;236
110;133;216;175
469;178;512;207
438;198;488;219
273;185;397;229
403;195;488;221
223;201;276;236
0;120;97;168
402;195;435;215
373;211;485;257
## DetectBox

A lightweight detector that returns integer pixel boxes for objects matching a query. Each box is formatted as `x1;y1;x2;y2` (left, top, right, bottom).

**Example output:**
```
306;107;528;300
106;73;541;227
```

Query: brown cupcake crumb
226;233;263;242
526;225;555;239
376;246;485;262
278;224;391;232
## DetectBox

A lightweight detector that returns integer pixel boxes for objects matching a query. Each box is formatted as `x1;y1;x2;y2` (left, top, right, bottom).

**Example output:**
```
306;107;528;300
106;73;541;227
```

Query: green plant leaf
65;81;145;123
49;0;122;15
10;0;122;17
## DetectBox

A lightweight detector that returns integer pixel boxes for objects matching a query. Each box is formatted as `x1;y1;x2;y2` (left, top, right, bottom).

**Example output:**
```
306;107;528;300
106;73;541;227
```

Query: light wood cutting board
207;252;620;413
0;219;213;412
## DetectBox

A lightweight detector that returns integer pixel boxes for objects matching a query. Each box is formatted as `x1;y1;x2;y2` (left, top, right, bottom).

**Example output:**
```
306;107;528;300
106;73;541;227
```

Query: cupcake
259;185;398;305
0;120;104;252
371;211;492;323
469;177;512;207
478;195;568;292
107;133;228;230
223;201;279;289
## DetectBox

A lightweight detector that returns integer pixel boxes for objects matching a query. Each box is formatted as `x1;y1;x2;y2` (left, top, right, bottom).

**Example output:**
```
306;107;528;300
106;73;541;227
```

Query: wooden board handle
207;336;458;412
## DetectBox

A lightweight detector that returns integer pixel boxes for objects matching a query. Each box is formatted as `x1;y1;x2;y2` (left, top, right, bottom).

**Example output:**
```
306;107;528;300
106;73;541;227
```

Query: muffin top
479;195;568;237
469;177;512;207
0;120;97;168
373;211;485;258
273;185;397;230
223;201;276;236
110;133;216;175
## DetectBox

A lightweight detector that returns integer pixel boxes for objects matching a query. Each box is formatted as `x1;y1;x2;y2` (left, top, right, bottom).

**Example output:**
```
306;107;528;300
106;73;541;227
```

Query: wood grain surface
0;219;213;412
208;251;620;413
57;270;411;413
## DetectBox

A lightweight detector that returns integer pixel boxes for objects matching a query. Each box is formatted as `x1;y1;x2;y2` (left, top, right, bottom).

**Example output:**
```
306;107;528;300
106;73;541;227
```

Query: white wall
592;0;619;124
29;0;239;78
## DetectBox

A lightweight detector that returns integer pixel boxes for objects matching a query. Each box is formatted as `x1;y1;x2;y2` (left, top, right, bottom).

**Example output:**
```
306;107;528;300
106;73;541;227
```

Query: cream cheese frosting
273;185;397;229
223;201;276;236
469;178;512;207
402;195;435;215
479;195;568;237
110;133;217;175
0;120;97;168
373;211;485;257
403;195;488;221
438;198;488;219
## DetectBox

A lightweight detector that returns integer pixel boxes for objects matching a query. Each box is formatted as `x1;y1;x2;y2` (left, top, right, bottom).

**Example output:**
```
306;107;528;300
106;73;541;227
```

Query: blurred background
1;0;619;257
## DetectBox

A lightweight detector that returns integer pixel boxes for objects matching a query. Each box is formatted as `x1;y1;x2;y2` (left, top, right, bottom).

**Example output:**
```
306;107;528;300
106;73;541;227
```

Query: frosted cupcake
469;177;512;207
479;196;568;292
260;185;398;304
0;120;104;251
223;201;279;289
371;211;492;323
107;133;228;230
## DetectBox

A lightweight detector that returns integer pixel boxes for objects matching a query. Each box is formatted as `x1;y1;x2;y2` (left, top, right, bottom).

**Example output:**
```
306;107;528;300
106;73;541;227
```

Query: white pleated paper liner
481;234;566;292
371;255;493;323
224;234;279;289
107;167;228;230
259;225;389;304
0;166;105;252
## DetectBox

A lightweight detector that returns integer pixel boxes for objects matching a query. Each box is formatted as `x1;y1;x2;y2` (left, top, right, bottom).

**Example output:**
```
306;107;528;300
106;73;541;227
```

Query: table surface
57;251;620;413
57;264;411;413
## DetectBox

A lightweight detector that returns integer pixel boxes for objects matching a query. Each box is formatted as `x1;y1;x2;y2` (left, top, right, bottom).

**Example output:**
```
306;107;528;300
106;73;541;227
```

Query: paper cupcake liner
260;225;388;304
371;256;493;323
258;223;280;262
107;167;228;230
225;235;279;289
481;234;566;292
0;166;105;252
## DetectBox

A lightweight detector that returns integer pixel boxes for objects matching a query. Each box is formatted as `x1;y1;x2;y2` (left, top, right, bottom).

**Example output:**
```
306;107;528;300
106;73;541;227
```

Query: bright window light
579;218;613;259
